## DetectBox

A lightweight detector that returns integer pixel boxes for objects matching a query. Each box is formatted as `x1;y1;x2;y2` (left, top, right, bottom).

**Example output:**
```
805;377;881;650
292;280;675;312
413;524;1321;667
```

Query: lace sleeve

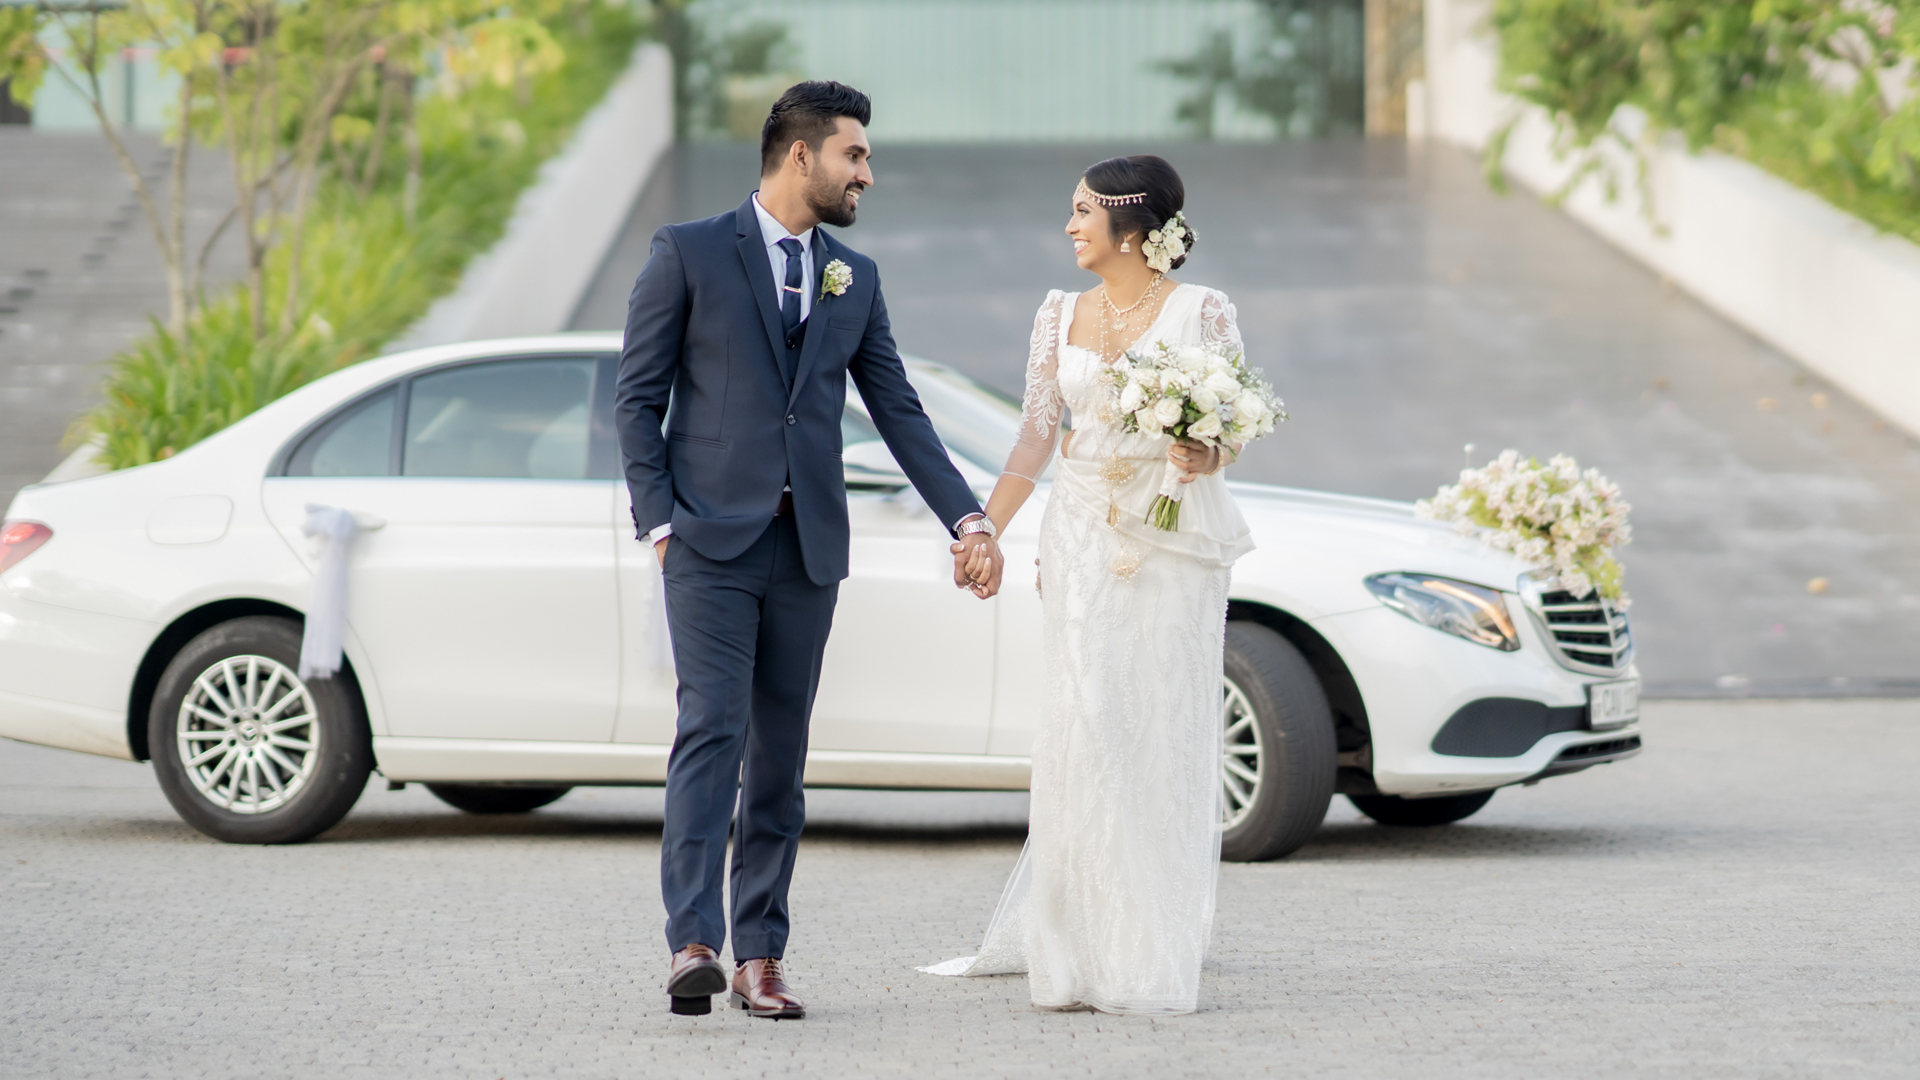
1002;290;1067;482
1198;288;1244;357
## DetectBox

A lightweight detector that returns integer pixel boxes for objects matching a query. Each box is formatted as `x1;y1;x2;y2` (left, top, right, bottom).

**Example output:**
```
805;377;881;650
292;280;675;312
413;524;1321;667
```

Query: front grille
1555;735;1641;763
1523;582;1633;675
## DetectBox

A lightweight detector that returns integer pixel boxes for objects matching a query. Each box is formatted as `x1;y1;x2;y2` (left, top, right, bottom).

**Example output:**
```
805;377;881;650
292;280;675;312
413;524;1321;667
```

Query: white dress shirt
646;194;980;548
752;191;815;324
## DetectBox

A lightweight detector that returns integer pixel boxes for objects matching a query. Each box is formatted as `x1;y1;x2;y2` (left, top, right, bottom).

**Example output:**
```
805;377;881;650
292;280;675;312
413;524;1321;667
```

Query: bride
924;155;1256;1014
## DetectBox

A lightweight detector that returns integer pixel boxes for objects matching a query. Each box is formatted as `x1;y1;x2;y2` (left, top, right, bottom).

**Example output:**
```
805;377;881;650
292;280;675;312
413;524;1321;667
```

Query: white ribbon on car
298;505;359;681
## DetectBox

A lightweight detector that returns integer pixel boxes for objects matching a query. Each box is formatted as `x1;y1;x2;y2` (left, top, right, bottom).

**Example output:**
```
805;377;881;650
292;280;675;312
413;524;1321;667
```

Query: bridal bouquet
1416;450;1633;603
1108;342;1285;531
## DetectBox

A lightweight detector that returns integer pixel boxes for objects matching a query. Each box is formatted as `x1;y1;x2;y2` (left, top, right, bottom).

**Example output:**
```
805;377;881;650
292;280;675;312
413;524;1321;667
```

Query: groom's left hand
951;534;1002;599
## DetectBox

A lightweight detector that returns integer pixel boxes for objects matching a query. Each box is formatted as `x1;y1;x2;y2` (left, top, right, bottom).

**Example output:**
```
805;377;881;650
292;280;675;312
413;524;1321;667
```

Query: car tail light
0;521;52;575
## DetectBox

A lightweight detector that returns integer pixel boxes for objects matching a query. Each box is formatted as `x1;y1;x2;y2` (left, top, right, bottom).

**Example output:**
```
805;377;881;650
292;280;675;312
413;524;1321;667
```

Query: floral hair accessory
1141;213;1191;273
820;258;852;300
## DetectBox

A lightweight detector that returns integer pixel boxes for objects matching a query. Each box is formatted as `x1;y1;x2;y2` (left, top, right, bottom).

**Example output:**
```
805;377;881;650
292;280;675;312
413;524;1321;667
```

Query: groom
616;81;1005;1019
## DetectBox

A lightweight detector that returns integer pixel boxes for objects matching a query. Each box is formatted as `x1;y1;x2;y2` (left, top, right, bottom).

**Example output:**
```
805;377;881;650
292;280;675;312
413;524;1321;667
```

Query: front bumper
1312;604;1641;796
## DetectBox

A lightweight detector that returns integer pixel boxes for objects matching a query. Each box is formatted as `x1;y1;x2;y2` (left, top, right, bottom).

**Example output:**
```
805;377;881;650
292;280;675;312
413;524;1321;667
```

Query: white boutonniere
820;258;852;300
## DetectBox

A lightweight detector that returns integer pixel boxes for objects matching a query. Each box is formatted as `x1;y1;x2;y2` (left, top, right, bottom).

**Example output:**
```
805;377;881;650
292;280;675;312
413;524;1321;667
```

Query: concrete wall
1418;0;1920;439
393;42;674;349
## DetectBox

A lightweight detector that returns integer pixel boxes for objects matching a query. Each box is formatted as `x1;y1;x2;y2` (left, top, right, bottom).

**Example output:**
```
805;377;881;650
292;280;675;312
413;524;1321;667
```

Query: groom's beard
806;177;863;228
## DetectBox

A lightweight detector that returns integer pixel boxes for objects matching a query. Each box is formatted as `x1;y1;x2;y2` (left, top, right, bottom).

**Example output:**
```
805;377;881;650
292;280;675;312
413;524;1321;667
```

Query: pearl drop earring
1120;240;1130;252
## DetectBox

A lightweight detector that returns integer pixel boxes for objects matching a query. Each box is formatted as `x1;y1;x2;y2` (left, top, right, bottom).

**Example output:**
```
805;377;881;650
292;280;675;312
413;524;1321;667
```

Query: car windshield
845;361;1027;474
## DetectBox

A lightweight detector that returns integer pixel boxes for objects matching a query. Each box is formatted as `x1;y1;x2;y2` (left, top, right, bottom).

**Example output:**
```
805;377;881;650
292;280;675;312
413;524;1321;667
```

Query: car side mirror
843;439;909;493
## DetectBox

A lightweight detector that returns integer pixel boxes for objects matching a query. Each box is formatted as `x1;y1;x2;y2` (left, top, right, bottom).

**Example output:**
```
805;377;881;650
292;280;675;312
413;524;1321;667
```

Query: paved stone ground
0;130;241;509
3;698;1916;1078
575;142;1920;694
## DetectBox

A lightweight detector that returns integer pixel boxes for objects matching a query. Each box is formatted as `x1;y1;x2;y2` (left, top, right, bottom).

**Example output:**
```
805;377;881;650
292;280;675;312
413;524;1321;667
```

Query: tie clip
782;285;804;294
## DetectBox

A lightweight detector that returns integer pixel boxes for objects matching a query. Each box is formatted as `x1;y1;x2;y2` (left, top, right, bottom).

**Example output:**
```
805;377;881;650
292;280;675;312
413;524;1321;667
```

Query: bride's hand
1168;438;1219;483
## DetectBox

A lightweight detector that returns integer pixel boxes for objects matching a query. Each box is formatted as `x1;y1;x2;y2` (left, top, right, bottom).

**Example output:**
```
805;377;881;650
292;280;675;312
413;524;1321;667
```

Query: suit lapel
733;200;790;389
788;229;834;408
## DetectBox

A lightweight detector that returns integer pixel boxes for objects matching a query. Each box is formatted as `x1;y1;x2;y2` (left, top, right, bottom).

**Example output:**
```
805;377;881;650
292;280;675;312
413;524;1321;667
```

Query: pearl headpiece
1075;178;1147;207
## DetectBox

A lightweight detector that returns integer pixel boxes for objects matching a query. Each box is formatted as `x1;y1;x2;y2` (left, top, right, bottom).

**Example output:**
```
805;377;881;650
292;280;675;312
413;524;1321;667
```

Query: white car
0;334;1641;857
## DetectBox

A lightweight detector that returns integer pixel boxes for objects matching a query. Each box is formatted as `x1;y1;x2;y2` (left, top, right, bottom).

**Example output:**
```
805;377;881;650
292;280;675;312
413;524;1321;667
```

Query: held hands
952;532;1003;599
1168;438;1225;484
662;527;1006;597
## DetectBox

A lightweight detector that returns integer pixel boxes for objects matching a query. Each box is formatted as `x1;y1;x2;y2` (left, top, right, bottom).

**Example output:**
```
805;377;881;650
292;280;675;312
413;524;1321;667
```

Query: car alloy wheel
176;655;321;815
1220;676;1264;830
151;616;372;844
1217;622;1337;862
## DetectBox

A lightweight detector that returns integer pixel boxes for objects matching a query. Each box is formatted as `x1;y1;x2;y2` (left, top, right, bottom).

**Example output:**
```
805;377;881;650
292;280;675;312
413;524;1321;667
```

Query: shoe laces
759;958;784;981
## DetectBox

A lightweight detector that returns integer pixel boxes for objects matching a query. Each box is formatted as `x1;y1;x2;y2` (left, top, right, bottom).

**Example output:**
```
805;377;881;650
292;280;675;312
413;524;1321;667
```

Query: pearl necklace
1098;273;1166;361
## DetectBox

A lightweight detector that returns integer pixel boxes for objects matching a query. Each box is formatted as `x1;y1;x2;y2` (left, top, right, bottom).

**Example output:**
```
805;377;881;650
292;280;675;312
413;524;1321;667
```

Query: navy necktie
777;238;805;362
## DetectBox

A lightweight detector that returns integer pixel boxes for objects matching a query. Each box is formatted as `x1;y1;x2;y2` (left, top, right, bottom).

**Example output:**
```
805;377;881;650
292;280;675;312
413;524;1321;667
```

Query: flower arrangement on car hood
1109;342;1286;531
1416;450;1632;603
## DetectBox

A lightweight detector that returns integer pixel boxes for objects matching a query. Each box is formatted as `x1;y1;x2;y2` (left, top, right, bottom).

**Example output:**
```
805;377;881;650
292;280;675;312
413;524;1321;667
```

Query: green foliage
1159;0;1366;139
0;9;48;103
85;3;645;468
654;0;794;140
1491;0;1920;243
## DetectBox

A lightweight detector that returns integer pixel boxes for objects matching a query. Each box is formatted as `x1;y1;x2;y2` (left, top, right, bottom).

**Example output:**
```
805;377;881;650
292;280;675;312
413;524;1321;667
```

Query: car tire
426;784;572;814
1218;622;1337;862
1348;790;1495;826
150;616;372;844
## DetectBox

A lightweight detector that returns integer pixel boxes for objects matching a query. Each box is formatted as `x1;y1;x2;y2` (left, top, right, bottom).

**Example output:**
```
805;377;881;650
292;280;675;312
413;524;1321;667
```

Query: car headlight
1364;572;1520;651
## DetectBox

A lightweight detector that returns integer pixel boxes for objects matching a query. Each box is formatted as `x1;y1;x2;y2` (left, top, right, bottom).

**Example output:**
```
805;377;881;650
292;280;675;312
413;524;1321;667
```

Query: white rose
1153;397;1184;428
1134;407;1163;433
1189;412;1224;440
1118;382;1146;412
1133;368;1161;391
1176;346;1208;373
1191;385;1220;413
1204;371;1242;398
1233;392;1267;425
1158;369;1191;392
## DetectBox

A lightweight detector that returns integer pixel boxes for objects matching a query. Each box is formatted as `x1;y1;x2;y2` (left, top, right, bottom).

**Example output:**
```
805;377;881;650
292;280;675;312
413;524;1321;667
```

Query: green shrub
1490;0;1920;244
85;4;645;468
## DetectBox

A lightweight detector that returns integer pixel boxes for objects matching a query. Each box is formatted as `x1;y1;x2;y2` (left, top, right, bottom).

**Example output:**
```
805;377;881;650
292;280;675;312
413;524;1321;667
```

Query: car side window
284;388;396;477
403;358;597;479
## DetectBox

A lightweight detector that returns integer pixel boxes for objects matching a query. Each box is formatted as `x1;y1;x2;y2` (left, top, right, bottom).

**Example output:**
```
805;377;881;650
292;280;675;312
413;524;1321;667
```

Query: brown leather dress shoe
667;944;726;1015
730;957;805;1019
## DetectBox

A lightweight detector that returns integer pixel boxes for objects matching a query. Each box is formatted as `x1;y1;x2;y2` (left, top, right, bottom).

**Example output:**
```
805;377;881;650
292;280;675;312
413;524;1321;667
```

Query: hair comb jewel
1075;178;1147;207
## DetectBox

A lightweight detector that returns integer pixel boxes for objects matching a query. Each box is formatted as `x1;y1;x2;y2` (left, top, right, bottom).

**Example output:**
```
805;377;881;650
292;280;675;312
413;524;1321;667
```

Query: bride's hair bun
1082;155;1192;270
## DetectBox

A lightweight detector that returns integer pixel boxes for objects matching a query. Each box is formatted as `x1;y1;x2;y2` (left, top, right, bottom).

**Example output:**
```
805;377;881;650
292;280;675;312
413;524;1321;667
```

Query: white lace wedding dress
921;283;1255;1014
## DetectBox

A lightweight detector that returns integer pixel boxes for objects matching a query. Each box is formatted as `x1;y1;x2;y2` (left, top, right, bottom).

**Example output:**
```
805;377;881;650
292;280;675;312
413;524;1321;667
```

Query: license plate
1588;678;1640;729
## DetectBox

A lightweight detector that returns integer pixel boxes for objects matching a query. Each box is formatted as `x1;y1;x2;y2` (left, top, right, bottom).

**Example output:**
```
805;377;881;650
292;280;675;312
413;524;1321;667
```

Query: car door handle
351;513;386;531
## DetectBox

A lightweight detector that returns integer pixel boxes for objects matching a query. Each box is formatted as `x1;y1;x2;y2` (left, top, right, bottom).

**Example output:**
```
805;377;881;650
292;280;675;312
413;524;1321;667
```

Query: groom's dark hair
761;81;872;177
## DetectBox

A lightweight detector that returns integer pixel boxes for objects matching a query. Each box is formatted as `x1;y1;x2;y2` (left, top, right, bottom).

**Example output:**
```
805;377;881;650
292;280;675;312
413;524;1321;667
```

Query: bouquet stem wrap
1149;461;1187;531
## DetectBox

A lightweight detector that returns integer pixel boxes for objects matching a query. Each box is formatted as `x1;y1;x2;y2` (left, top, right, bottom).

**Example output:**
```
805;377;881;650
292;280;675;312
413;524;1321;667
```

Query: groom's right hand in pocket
654;537;669;569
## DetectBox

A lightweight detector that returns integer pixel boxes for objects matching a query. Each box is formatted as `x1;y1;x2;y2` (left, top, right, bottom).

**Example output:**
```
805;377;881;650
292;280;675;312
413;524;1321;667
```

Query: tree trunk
55;12;188;335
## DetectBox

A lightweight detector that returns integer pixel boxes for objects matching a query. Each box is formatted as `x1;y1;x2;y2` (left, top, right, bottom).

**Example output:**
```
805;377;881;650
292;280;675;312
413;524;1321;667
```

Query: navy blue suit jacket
615;196;982;586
